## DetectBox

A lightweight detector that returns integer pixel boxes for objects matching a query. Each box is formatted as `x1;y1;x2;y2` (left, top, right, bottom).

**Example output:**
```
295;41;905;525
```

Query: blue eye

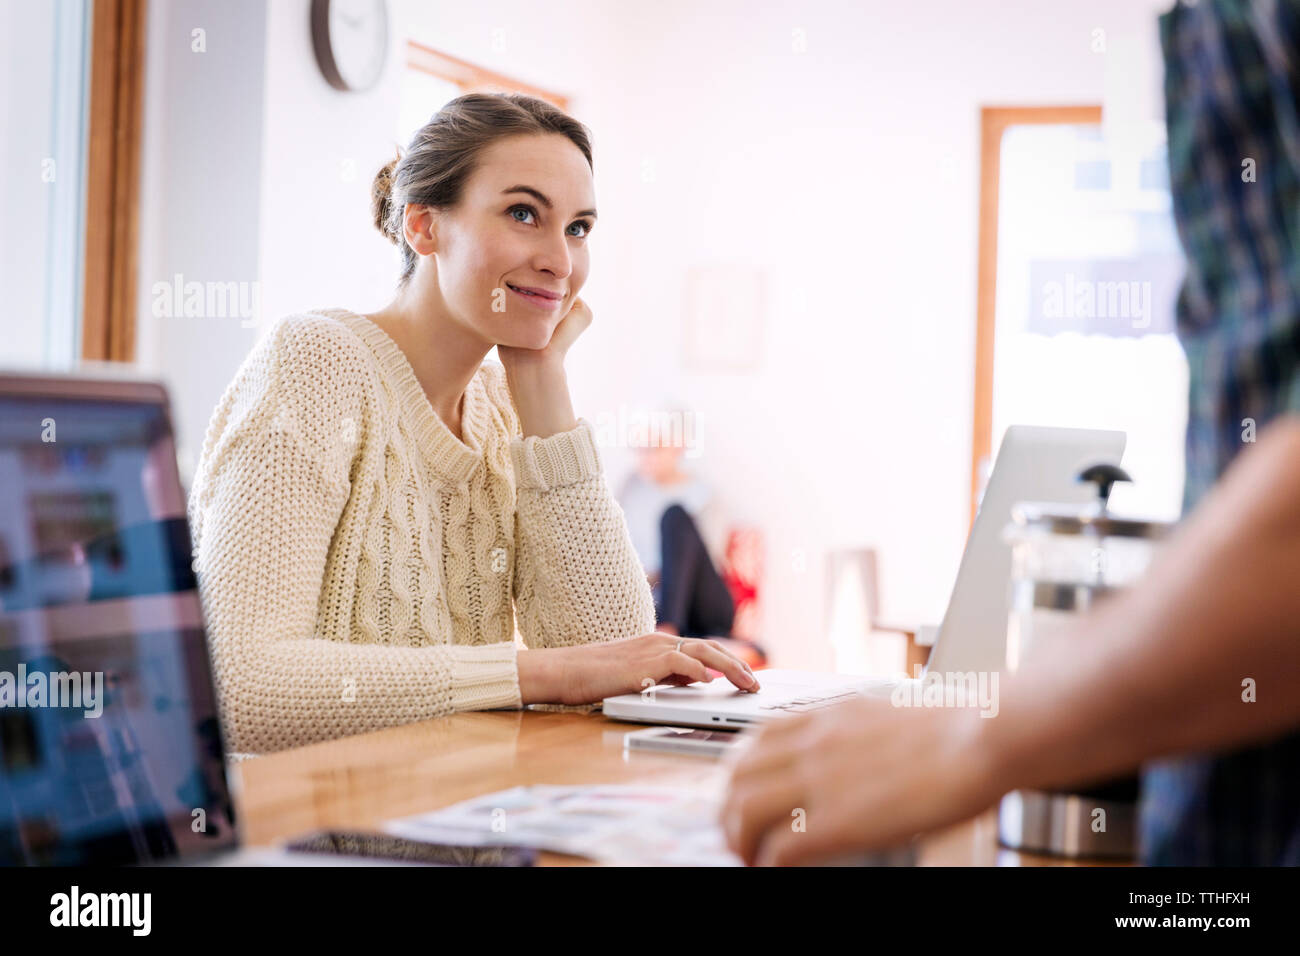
508;204;592;239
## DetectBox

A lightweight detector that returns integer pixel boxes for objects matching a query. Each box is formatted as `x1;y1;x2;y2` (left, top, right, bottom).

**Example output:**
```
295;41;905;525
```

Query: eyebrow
501;185;597;220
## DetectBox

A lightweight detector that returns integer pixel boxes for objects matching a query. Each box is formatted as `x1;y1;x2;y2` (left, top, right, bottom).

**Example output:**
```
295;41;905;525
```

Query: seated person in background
618;436;734;642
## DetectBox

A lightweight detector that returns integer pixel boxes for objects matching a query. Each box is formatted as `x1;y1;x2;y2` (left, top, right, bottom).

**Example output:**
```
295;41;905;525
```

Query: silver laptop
0;370;408;865
602;425;1126;729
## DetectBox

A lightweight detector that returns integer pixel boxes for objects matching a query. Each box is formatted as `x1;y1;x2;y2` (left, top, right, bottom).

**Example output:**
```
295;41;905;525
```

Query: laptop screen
0;388;238;864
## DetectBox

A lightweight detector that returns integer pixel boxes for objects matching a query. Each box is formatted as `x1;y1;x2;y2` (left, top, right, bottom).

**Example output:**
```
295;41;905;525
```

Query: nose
532;228;574;282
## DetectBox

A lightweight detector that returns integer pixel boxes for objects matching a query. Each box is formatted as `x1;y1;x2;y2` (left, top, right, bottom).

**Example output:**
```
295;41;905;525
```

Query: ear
402;203;439;257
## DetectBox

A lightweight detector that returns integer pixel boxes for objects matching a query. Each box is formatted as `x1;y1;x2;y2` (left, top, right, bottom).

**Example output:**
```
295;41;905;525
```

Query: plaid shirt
1140;0;1300;866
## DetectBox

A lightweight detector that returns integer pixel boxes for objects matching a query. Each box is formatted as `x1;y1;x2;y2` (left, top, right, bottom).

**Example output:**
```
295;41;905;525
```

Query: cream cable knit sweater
187;307;656;754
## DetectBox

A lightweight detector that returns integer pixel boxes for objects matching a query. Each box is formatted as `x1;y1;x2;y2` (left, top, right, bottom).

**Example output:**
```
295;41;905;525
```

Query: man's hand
720;695;1001;865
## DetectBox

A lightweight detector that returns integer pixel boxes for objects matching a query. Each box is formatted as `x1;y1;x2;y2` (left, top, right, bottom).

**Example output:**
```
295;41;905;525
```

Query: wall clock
311;0;389;93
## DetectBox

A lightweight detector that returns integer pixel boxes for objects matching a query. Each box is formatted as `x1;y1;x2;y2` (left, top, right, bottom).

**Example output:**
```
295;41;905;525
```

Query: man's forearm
983;417;1300;794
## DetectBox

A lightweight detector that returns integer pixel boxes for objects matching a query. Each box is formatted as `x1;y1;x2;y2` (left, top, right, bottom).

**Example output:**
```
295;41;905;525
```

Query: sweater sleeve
188;318;521;755
508;417;658;649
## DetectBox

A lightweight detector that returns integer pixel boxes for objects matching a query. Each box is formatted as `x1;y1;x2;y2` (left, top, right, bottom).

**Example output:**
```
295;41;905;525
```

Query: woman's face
422;132;596;351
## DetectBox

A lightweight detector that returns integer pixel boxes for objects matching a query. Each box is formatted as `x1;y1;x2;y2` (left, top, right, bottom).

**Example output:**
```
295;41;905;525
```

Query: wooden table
233;709;1114;866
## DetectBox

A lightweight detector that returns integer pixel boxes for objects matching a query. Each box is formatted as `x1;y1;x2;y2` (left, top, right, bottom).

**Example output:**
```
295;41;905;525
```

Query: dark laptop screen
0;390;238;864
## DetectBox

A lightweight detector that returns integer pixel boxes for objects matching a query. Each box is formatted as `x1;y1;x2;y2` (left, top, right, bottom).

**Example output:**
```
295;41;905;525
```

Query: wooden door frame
82;0;148;363
406;40;570;111
970;104;1103;526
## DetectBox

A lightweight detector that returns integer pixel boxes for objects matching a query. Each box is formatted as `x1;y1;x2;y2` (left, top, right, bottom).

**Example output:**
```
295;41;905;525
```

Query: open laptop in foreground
602;425;1126;729
0;370;401;865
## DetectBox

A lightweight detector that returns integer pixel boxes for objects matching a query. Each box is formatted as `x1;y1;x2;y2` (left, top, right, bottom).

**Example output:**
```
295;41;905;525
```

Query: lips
506;283;563;301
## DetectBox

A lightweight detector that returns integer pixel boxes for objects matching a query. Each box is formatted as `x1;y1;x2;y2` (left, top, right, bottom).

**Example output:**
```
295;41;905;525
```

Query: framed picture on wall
682;263;765;371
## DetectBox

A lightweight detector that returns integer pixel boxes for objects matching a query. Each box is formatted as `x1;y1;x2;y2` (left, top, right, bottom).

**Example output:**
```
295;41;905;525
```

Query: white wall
135;0;268;486
257;0;406;334
136;0;1174;668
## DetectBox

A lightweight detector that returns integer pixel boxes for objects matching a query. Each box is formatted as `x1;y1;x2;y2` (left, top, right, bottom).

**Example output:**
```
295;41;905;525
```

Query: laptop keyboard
757;689;861;713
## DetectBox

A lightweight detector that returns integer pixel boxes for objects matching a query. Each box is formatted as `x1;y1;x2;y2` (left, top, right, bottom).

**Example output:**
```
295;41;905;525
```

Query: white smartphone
623;726;742;757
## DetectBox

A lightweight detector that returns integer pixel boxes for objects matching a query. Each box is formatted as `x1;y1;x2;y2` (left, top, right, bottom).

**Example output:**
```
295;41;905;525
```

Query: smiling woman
187;93;759;754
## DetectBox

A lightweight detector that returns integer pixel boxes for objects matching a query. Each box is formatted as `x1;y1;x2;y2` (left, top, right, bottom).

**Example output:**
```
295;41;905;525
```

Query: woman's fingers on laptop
657;673;698;686
674;638;758;690
665;650;712;685
704;639;758;685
